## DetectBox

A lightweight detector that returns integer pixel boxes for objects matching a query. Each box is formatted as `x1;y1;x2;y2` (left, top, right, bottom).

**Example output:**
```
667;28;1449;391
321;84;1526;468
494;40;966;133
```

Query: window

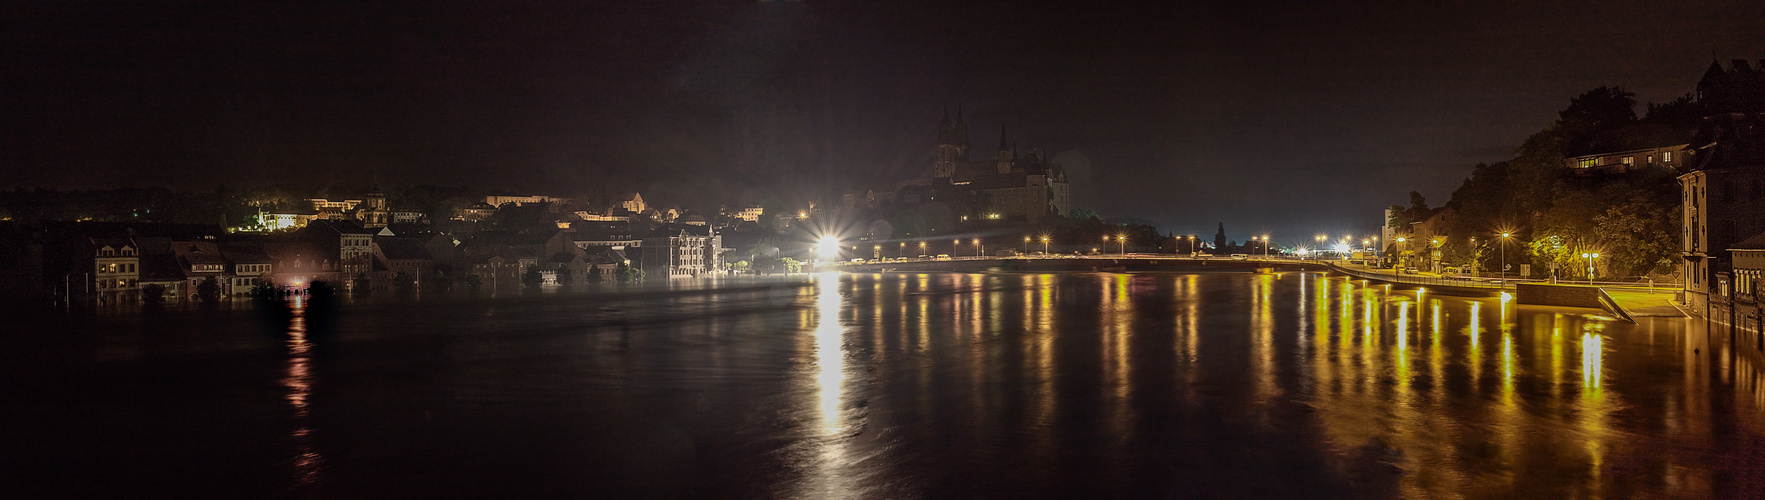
1622;156;1634;165
1647;154;1654;164
1664;151;1674;162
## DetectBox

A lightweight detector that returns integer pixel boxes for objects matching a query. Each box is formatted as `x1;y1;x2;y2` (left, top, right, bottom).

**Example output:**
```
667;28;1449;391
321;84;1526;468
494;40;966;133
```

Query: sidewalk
1602;288;1687;317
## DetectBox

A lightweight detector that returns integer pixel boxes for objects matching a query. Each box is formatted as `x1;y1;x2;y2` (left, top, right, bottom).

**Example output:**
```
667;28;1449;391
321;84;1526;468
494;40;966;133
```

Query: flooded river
2;272;1760;498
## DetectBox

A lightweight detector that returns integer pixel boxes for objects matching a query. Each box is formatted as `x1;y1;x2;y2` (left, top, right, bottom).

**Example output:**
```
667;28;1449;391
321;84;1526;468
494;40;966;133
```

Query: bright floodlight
817;236;840;259
1332;242;1351;253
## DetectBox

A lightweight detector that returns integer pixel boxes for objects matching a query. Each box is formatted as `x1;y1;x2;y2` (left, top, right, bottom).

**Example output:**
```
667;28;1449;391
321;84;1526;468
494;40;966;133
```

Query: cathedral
844;109;1073;223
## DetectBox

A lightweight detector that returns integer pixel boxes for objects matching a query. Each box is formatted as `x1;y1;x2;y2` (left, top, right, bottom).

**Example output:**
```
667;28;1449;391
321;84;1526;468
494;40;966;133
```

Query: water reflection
281;296;323;486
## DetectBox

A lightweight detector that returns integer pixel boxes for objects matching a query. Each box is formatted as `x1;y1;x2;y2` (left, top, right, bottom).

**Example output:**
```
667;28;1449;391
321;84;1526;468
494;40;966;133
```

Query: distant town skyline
7;0;1765;239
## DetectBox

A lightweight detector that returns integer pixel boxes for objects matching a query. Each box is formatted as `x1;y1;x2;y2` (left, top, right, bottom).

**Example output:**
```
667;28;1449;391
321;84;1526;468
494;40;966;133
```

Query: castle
849;109;1071;224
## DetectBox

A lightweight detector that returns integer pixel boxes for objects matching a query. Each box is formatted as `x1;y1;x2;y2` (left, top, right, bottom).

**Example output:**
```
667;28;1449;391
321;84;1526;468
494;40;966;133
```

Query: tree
142;284;166;305
616;263;645;283
555;264;574;286
1387;204;1412;229
196;276;221;302
730;260;750;274
466;274;483;292
752;256;782;275
393;271;415;290
1213;223;1227;253
1558;86;1637;150
522;265;543;288
249;281;279;300
781;257;802;274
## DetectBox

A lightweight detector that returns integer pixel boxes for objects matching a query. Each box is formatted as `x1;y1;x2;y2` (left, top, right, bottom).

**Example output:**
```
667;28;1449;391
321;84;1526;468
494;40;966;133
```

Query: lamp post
1023;236;1030;254
1041;236;1050;254
919;241;927;257
974;238;984;258
954;239;961;257
1117;235;1127;255
1102;235;1110;254
1395;237;1407;271
899;242;906;258
1582;252;1599;283
1262;235;1271;259
1498;232;1512;288
1187;235;1196;256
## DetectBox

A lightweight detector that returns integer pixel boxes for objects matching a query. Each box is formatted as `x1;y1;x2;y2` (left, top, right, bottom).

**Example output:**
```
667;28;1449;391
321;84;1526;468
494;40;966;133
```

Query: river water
3;272;1761;498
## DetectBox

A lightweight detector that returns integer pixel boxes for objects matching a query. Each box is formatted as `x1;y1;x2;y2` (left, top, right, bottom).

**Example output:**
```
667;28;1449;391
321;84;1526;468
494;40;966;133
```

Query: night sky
7;0;1765;242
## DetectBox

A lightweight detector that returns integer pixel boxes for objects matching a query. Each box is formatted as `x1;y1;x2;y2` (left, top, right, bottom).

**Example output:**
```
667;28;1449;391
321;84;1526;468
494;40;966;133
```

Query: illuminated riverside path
2;272;1761;497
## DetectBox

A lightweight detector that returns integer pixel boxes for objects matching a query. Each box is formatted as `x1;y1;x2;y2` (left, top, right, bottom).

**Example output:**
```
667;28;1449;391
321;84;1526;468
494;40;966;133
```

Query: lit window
1664;151;1674;162
1622;156;1634;165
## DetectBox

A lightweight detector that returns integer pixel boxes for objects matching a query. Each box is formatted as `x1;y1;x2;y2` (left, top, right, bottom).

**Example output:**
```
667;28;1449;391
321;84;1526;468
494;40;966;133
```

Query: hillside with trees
1387;86;1683;280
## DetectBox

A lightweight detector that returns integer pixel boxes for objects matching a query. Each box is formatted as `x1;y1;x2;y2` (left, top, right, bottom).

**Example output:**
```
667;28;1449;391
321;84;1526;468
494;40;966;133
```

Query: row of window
1737;269;1761;298
1576;150;1675;168
98;247;137;257
98;263;137;274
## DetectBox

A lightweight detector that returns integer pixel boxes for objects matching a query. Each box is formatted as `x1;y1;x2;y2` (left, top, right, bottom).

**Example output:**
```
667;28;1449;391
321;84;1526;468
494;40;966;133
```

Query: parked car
1230;254;1248;260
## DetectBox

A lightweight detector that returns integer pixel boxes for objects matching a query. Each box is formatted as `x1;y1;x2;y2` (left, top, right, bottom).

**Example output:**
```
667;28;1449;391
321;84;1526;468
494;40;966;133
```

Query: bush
617;263;644;283
142;284;166;304
196;276;221;302
522;265;542;288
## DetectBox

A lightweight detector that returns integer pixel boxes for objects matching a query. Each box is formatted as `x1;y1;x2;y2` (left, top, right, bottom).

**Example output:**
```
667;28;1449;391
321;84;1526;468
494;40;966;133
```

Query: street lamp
1023;236;1031;254
1261;235;1271;259
1187;235;1196;256
919;241;927;257
974;238;984;258
1116;234;1127;255
1395;237;1407;270
1041;235;1050;254
1498;232;1512;288
1581;252;1599;283
899;241;905;258
954;239;961;257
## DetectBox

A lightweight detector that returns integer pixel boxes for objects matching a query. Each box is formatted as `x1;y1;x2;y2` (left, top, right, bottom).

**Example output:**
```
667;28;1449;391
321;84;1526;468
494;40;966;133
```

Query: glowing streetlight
817;236;840;261
1261;235;1271;259
1023;236;1031;254
873;245;881;260
1187;235;1196;257
1041;235;1051;254
1498;232;1513;288
953;239;961;257
918;241;927;257
1581;252;1599;283
973;238;984;257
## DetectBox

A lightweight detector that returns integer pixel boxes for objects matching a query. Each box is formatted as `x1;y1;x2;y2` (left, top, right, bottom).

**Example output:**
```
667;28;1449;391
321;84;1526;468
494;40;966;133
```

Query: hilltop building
848;109;1072;224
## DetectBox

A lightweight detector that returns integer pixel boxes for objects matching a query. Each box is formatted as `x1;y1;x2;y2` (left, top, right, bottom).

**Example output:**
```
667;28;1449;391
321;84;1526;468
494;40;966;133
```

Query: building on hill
849;109;1072;223
1679;112;1765;315
1698;58;1765;115
1563;123;1695;175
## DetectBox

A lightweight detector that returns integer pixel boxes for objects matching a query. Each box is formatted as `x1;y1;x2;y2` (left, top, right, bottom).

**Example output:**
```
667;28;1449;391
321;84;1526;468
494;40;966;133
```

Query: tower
935;106;970;179
996;124;1011;174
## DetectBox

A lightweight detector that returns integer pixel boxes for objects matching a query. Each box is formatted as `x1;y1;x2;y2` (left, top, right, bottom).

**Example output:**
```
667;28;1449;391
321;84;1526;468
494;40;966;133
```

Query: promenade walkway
1324;261;1687;318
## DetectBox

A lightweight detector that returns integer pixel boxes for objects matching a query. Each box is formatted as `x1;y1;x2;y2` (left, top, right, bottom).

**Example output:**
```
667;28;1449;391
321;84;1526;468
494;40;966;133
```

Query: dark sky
6;1;1765;242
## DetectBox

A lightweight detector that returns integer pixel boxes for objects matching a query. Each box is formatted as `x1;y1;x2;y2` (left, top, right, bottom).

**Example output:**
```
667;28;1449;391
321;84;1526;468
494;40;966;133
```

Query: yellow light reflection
1581;332;1603;390
814;273;846;433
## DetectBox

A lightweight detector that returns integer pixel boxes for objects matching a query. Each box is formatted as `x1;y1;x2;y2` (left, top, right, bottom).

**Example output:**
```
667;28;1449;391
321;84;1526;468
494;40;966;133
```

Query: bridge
827;255;1327;274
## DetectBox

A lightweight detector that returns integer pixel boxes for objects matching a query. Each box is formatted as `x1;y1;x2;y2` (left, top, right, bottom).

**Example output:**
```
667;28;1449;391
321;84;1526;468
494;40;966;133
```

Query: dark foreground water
3;272;1762;498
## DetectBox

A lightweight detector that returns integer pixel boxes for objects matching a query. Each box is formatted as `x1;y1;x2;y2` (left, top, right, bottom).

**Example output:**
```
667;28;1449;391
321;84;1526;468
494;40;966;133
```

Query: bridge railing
1324;262;1525;290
